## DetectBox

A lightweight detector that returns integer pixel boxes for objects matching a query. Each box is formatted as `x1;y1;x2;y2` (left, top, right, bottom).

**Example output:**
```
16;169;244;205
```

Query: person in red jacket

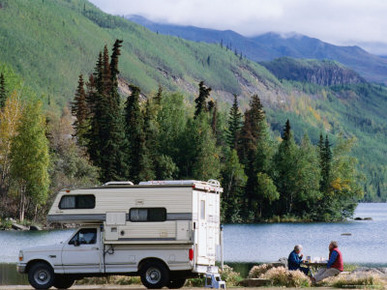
313;241;343;283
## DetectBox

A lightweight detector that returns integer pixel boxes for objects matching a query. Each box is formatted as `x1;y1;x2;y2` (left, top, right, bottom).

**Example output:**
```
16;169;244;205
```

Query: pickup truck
17;225;208;289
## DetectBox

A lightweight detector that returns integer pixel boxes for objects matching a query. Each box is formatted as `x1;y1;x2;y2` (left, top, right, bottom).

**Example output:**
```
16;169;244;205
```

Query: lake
0;203;386;284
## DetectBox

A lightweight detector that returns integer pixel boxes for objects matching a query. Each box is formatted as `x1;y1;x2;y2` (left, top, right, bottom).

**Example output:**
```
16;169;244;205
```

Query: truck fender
26;258;56;274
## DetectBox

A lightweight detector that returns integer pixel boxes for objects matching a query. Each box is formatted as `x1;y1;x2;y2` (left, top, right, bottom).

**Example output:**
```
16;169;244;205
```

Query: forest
0;40;364;225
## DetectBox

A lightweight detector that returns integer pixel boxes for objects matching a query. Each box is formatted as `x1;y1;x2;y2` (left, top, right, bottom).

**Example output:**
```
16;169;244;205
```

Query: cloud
89;0;387;48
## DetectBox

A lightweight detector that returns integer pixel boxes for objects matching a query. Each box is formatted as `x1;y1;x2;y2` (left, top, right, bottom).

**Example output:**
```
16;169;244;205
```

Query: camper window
129;208;166;222
59;195;95;209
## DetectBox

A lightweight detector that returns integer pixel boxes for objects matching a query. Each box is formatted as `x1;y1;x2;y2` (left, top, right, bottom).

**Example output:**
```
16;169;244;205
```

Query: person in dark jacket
313;241;343;283
288;244;310;275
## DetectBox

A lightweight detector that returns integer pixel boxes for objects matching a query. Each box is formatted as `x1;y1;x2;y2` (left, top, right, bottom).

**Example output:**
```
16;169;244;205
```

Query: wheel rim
146;267;162;284
34;269;50;285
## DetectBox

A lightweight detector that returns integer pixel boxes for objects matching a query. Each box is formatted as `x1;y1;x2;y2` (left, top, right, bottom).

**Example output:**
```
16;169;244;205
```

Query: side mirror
73;239;80;247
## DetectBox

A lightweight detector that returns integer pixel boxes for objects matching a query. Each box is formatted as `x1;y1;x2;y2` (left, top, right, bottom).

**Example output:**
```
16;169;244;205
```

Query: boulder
29;225;42;231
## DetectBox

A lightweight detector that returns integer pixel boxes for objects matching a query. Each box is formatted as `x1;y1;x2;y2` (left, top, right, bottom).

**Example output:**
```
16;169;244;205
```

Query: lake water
0;203;386;284
224;203;387;266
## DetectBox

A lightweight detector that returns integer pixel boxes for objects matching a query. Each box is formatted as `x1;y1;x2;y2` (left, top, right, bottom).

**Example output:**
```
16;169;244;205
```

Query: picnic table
302;260;327;274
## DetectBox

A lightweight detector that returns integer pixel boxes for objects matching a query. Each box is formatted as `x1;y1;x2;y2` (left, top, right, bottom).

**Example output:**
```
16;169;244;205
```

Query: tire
168;278;186;289
53;275;75;289
28;262;55;289
140;260;170;289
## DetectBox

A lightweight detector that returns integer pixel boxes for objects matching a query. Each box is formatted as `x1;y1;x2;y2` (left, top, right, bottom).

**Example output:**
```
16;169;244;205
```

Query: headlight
18;250;24;262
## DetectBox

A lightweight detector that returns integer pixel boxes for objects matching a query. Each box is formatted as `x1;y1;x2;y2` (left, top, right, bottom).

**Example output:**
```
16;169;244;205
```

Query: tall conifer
227;94;242;150
0;73;6;108
71;74;89;145
194;81;211;118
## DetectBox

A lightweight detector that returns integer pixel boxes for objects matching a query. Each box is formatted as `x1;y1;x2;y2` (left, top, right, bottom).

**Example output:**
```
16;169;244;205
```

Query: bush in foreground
260;266;311;287
320;272;385;288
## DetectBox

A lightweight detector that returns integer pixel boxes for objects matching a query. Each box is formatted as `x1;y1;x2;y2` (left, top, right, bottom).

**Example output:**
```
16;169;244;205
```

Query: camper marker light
189;248;194;261
18;250;23;261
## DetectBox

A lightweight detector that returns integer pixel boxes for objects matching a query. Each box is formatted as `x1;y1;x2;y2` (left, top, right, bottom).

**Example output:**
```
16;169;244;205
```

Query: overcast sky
89;0;387;54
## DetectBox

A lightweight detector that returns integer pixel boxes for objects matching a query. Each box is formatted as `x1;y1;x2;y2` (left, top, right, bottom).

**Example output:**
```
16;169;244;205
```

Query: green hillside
0;0;279;107
0;0;385;200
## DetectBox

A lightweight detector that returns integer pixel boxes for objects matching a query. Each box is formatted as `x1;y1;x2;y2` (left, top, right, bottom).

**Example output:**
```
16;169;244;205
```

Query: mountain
0;0;385;200
261;58;366;86
128;15;387;85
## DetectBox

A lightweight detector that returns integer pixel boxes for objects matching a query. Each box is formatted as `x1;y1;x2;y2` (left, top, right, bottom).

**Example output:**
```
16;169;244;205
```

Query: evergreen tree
82;41;128;182
320;135;332;193
191;114;221;180
273;119;298;215
71;74;89;145
10;101;50;222
0;73;6;108
154;85;163;105
194;81;211;118
238;95;268;221
124;85;144;183
226;94;242;150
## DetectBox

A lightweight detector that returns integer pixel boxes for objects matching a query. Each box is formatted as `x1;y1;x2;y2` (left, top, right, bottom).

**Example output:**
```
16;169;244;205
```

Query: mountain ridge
128;15;387;84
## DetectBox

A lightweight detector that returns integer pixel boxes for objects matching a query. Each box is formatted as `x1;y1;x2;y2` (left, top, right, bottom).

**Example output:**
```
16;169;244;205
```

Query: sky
89;0;387;55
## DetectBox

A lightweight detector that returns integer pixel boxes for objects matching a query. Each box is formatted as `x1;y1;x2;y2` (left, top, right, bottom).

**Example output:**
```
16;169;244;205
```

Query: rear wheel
53;275;75;289
168;278;186;289
28;262;55;289
140;260;170;289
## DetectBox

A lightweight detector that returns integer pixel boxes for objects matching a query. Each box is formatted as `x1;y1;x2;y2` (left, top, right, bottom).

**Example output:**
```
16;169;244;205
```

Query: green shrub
186;277;204;287
219;265;243;286
0;218;13;230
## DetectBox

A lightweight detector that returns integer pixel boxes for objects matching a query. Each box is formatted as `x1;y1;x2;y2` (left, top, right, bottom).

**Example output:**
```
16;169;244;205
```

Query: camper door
196;192;217;265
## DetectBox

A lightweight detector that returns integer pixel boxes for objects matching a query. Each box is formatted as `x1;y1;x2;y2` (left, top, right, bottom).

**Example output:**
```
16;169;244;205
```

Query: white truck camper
17;180;224;289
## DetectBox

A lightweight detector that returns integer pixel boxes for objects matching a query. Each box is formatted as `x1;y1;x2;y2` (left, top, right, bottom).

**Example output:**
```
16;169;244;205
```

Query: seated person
288;244;310;275
313;241;343;283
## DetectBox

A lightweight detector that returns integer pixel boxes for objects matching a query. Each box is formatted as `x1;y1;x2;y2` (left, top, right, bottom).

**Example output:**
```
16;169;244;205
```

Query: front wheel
140;260;170;289
28;262;55;289
53;275;75;289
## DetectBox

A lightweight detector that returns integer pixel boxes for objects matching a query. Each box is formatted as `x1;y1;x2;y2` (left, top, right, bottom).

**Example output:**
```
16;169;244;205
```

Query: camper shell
18;180;223;289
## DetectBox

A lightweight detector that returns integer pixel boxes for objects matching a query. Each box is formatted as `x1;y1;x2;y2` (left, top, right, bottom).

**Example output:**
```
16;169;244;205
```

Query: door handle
92;247;99;250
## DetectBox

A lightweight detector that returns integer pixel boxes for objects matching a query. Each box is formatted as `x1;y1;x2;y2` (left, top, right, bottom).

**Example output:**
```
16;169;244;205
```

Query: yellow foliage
0;92;22;182
308;105;321;121
331;177;351;192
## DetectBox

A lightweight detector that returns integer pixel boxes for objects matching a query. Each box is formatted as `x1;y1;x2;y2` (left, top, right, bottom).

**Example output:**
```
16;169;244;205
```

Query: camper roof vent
103;181;134;186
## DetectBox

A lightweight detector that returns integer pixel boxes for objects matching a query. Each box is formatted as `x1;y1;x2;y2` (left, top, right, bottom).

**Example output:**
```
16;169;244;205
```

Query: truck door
61;228;102;273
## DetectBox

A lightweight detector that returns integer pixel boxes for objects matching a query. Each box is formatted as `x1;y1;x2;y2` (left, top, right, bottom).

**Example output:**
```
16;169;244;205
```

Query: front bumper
17;263;26;273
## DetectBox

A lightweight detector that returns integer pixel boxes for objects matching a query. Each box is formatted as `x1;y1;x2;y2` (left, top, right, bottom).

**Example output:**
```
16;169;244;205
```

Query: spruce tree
82;41;128;182
238;94;272;221
71;74;89;145
227;94;242;150
0;73;6;108
273;119;298;215
124;85;144;183
319;134;332;193
194;81;211;118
